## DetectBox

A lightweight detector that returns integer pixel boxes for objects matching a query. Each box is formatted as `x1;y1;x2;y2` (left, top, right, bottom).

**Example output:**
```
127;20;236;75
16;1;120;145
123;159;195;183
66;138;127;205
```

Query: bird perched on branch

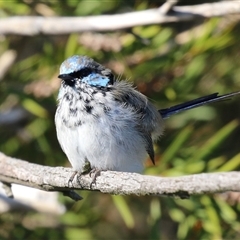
55;55;240;174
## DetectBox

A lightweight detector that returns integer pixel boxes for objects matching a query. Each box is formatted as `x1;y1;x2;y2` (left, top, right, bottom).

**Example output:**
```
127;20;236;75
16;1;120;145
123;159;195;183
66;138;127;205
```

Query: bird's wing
111;81;163;164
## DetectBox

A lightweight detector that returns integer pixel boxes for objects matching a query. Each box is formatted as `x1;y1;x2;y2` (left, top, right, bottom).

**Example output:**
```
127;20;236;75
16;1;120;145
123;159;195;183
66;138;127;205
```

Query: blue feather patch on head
59;55;91;75
81;73;110;87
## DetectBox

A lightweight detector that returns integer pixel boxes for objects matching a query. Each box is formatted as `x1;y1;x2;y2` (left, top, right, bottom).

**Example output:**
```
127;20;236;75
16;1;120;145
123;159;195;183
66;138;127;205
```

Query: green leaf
191;120;239;161
218;153;240;172
150;198;161;221
22;98;48;118
215;196;236;223
207;156;226;171
177;215;196;239
64;34;80;58
65;228;92;240
161;125;193;164
111;195;135;228
201;196;222;236
169;208;185;222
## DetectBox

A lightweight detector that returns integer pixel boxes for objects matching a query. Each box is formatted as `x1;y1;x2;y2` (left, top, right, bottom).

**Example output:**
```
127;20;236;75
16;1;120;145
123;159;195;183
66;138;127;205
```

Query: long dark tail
159;91;240;119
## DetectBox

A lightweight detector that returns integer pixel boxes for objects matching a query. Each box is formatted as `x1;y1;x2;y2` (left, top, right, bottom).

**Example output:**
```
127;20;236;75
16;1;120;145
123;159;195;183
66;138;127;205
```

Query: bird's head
58;55;114;88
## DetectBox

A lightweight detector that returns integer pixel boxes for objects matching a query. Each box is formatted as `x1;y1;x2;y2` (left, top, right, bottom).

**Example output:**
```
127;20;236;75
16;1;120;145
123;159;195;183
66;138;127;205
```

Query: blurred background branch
0;1;239;35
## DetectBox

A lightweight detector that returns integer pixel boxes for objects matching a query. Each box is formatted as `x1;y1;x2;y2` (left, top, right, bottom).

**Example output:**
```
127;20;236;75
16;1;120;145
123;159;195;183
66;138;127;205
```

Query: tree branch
0;1;239;36
158;0;179;15
1;152;240;201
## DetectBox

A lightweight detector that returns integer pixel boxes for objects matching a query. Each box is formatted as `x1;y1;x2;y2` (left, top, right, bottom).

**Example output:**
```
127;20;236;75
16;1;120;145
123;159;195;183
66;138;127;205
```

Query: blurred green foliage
1;0;240;239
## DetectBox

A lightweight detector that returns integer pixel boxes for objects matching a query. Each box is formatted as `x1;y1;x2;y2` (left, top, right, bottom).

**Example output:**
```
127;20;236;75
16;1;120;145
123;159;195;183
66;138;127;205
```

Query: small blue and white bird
55;55;240;173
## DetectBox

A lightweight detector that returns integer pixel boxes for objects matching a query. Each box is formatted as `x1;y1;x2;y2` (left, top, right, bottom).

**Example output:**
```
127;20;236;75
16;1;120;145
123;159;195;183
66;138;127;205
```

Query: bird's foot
68;158;92;187
70;158;101;189
89;168;101;189
68;171;78;187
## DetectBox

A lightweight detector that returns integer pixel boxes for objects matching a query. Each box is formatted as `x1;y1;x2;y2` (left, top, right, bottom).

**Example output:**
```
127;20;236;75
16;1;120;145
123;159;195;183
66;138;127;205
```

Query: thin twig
159;0;179;15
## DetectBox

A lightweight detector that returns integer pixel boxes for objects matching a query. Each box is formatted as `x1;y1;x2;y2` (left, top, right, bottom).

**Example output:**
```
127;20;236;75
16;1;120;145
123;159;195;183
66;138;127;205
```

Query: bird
55;55;240;174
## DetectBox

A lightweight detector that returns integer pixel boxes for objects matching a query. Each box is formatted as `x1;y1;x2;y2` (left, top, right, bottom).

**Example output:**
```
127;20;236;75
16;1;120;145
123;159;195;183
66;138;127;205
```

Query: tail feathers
159;91;240;119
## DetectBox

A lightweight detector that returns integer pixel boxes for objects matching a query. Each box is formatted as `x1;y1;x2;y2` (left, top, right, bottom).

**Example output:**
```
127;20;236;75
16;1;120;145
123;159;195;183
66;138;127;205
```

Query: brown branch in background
0;2;239;36
1;152;240;201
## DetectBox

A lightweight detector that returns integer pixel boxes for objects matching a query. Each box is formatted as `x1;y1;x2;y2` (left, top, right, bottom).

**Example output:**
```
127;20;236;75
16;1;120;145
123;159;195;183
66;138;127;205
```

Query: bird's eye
79;68;92;78
70;67;92;79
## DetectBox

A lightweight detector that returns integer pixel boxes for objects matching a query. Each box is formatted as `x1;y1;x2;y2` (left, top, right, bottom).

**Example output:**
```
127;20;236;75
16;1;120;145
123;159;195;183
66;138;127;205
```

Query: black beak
58;74;75;86
58;74;72;80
